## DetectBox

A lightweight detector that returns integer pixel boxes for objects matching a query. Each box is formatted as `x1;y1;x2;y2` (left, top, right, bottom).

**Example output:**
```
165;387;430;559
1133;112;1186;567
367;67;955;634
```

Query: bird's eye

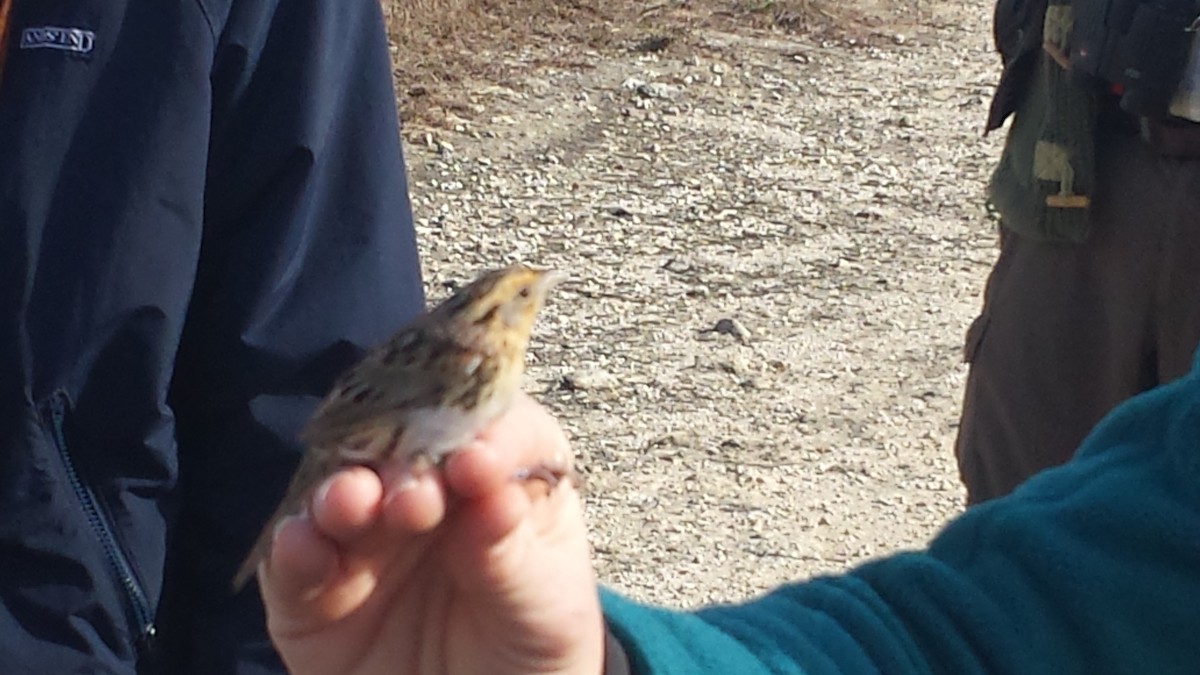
518;286;532;299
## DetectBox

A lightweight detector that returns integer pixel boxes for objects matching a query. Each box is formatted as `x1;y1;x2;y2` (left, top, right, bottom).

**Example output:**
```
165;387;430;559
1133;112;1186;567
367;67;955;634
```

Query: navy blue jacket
0;1;425;672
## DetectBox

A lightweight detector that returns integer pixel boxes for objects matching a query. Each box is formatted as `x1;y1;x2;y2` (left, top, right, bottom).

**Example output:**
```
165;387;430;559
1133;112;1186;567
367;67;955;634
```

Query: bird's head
436;264;564;345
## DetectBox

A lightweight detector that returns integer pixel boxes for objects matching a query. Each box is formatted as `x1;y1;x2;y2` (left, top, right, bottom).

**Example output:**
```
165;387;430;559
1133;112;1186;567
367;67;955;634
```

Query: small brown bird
232;264;565;591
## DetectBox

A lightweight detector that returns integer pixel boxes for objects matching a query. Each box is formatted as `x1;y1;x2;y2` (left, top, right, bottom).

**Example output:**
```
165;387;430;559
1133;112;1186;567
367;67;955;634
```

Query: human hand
257;392;605;675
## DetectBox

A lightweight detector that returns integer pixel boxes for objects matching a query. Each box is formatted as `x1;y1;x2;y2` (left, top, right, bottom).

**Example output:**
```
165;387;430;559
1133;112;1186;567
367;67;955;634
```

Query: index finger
443;392;573;499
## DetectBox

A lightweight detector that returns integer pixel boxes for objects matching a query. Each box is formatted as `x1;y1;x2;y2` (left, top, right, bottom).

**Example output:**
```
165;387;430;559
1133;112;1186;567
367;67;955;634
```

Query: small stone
718;356;748;376
604;204;636;218
711;317;751;342
637;82;677;100
631;36;671;53
560;368;618;391
621;76;647;91
661;257;691;273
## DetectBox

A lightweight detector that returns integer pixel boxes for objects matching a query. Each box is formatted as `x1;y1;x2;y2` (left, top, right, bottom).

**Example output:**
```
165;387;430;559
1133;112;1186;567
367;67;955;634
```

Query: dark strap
603;623;633;675
985;0;1050;134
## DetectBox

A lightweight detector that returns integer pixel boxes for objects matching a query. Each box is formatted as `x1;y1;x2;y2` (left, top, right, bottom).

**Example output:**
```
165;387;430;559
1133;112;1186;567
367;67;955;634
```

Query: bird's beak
535;269;567;294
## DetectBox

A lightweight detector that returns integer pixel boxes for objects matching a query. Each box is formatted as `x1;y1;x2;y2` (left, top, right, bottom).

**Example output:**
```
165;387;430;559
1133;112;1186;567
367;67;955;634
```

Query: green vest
988;0;1099;243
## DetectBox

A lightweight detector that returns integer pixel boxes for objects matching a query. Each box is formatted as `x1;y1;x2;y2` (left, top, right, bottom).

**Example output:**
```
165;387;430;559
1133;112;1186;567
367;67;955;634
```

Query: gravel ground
400;0;1005;608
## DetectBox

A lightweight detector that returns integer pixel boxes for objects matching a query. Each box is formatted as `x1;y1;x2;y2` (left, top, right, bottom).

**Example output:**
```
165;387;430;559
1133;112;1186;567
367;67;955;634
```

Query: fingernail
271;516;290;544
272;508;310;544
395;470;421;493
380;473;418;514
313;478;334;508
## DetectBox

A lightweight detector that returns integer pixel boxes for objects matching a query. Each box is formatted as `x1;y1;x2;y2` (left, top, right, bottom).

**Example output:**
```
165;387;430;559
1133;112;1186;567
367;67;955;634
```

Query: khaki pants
956;129;1200;504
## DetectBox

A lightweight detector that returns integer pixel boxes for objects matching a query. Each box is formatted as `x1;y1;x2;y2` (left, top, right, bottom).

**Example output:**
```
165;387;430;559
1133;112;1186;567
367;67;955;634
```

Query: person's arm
603;368;1200;674
159;0;425;671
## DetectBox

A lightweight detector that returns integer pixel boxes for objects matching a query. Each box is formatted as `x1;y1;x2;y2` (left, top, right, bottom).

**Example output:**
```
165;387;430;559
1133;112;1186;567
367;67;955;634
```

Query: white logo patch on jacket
20;27;96;55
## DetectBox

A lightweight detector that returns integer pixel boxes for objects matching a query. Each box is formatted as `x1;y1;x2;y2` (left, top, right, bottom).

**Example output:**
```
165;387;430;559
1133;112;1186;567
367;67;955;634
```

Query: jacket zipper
45;391;158;656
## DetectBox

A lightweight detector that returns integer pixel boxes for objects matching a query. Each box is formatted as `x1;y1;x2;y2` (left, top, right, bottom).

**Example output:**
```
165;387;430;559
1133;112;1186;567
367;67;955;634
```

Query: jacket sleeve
984;0;1047;133
602;367;1200;675
159;0;424;672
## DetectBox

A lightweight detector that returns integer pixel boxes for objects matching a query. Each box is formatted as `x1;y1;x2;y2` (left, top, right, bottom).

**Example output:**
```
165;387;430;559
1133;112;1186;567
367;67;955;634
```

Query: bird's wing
298;323;475;450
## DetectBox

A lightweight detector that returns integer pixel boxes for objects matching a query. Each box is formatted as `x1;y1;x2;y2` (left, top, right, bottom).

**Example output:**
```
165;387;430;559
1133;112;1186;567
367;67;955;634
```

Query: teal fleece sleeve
603;358;1200;675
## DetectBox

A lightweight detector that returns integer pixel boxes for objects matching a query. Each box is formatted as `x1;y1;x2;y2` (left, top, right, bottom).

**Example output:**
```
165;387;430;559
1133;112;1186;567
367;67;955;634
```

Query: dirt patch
385;0;924;131
393;0;1004;607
